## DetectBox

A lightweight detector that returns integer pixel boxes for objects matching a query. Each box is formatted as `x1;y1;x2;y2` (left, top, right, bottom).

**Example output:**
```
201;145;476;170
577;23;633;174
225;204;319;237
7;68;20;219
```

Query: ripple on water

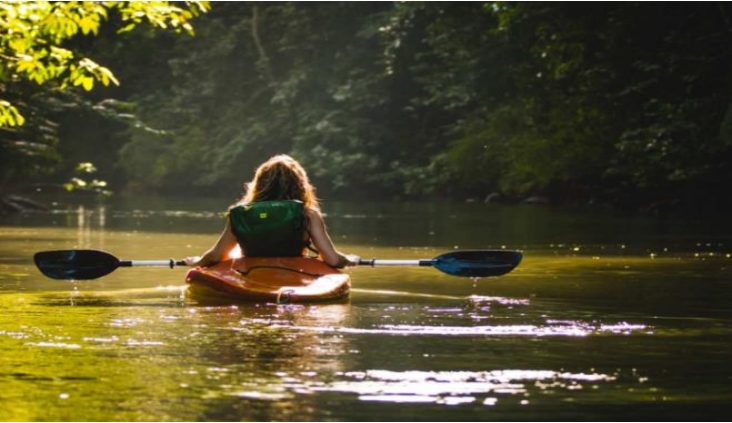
269;321;649;337
212;368;630;406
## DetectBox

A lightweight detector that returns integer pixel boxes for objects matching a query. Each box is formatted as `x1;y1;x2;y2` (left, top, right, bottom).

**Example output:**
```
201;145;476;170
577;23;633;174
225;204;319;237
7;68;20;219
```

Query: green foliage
0;99;25;126
0;0;209;184
440;2;732;205
0;1;209;126
4;2;732;209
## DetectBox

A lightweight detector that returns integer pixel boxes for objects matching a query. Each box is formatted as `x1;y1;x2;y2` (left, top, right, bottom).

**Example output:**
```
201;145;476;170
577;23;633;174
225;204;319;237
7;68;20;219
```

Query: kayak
185;257;351;303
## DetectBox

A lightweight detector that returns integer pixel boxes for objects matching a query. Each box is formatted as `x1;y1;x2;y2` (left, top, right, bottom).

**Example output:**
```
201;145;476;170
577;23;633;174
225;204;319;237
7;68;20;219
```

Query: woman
184;154;359;268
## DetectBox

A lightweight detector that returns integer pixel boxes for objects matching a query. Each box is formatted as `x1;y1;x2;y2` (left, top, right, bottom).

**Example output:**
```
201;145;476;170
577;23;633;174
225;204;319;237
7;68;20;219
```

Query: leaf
117;23;137;33
0;101;26;127
72;74;85;86
82;76;94;91
98;66;119;86
15;56;39;74
78;16;100;35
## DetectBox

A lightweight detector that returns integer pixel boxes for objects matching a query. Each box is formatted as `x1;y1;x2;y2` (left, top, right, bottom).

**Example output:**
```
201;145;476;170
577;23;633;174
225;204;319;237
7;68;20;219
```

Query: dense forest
2;2;731;210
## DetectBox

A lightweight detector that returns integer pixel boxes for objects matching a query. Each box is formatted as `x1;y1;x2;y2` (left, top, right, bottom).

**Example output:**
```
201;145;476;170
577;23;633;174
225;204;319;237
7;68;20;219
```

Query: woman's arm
183;219;239;267
306;208;359;268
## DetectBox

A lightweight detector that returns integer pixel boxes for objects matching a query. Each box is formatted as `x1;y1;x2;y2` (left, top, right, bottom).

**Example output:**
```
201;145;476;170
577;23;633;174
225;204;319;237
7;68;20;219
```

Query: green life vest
229;200;307;257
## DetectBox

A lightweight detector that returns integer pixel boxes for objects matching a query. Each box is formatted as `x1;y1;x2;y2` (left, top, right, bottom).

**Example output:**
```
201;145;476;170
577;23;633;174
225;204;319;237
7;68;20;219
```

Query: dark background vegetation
2;2;731;210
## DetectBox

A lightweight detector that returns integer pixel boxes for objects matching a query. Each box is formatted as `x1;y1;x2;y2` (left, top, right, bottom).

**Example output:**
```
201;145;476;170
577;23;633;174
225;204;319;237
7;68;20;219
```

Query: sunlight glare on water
316;368;620;404
205;367;629;407
270;319;649;337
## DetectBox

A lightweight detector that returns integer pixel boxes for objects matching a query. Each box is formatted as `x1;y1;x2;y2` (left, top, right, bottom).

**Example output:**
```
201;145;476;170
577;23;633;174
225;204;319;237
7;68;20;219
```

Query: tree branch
251;4;275;85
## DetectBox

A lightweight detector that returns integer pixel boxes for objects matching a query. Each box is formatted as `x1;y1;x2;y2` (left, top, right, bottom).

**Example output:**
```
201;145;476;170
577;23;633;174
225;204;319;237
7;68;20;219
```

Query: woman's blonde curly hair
238;154;320;211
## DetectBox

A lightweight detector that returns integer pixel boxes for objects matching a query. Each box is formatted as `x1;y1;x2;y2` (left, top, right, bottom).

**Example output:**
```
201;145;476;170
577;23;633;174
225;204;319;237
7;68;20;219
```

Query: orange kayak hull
185;257;351;303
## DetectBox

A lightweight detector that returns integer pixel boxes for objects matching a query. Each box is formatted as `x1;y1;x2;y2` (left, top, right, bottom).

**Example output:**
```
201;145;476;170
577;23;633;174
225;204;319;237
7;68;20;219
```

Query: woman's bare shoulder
304;207;322;217
304;207;325;228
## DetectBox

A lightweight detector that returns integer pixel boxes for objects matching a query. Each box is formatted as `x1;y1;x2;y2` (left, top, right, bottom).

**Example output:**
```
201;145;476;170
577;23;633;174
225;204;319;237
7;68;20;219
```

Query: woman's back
229;200;307;257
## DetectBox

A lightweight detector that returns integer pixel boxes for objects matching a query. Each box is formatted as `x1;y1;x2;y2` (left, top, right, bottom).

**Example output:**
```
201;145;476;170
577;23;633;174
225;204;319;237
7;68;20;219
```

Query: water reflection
315;368;621;404
70;205;107;250
177;304;353;421
272;318;649;337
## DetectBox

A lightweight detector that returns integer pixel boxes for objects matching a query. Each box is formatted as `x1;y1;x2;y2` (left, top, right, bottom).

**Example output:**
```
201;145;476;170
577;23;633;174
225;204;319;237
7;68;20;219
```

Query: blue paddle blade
34;250;120;280
432;250;522;277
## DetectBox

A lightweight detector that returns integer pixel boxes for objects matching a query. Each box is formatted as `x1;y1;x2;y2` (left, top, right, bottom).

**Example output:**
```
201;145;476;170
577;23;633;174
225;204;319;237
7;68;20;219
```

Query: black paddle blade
433;250;522;277
34;250;120;280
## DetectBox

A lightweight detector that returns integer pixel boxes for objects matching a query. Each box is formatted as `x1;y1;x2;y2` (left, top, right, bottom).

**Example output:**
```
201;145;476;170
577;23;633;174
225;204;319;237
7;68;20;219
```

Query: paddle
34;250;186;280
34;249;522;280
358;250;522;277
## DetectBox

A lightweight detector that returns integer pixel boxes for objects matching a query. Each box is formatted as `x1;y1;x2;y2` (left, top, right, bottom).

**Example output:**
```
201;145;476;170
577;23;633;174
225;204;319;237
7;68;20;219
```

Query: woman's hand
344;254;361;267
183;256;202;266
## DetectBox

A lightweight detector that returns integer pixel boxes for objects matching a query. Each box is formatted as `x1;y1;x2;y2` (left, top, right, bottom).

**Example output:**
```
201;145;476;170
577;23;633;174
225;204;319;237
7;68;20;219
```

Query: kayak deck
185;257;351;304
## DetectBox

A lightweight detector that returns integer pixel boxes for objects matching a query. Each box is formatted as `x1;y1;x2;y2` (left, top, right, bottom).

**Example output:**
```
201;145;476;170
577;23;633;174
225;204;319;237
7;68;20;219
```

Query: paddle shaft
119;259;187;268
359;259;433;267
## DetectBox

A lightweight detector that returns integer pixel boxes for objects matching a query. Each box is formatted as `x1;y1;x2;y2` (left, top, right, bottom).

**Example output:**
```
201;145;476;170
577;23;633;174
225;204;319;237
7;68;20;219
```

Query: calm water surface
1;196;731;421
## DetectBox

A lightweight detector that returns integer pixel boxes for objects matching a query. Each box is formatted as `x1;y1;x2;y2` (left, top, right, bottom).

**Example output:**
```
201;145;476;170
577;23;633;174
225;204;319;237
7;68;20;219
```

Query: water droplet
69;282;81;306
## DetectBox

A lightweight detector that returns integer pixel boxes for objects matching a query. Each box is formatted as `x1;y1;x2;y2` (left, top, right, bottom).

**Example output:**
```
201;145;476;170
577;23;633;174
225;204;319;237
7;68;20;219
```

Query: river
1;195;731;421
